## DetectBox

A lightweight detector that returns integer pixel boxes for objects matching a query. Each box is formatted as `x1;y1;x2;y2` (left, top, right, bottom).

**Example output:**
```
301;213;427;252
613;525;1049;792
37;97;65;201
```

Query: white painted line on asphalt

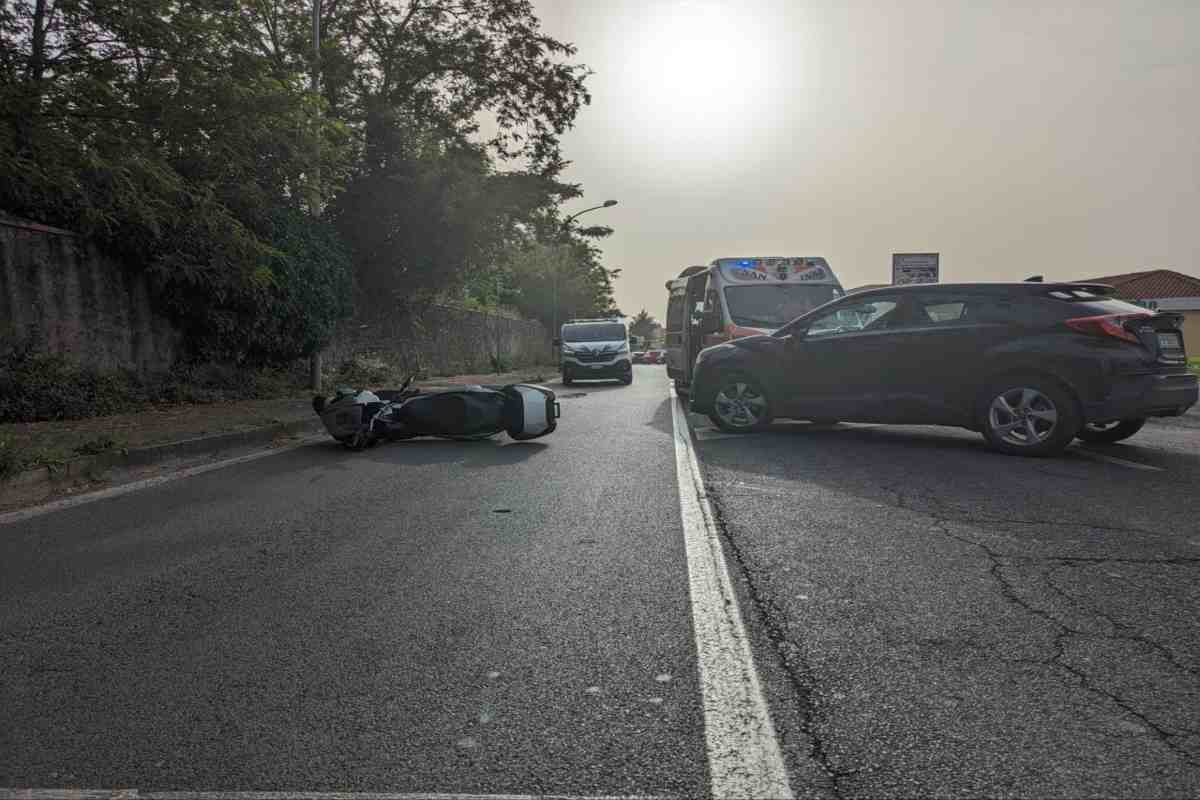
1072;449;1165;472
0;436;325;527
0;792;672;800
668;387;794;800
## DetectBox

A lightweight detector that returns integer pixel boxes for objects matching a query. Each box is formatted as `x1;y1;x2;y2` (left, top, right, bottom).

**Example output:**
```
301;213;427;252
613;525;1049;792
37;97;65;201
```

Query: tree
475;225;620;328
319;0;593;309
315;0;590;174
629;310;659;341
0;0;602;363
0;0;352;363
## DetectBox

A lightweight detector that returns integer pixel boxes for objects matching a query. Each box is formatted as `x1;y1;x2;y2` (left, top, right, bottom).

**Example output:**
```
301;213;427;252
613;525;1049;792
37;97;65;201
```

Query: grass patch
0;438;19;481
72;434;127;457
488;353;512;374
335;354;399;388
0;437;71;481
1190;357;1200;376
0;339;308;424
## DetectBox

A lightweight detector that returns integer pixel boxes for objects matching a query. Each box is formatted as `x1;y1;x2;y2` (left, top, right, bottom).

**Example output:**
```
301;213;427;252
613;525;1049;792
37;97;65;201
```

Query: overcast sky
532;0;1199;321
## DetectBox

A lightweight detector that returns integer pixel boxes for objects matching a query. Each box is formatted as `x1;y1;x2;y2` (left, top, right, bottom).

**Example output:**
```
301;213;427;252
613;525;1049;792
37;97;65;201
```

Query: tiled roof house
1082;269;1200;351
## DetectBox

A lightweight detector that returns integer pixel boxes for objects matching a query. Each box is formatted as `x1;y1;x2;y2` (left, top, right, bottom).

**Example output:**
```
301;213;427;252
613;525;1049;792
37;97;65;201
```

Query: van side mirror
552;337;562;347
701;310;721;334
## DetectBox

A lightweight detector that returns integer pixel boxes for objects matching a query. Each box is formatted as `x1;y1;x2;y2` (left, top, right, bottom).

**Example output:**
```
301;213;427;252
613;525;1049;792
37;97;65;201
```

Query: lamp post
553;200;617;347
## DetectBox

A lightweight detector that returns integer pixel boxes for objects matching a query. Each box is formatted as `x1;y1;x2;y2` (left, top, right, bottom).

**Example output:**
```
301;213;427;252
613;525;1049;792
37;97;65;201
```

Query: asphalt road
1;368;706;796
3;365;1199;798
691;406;1200;797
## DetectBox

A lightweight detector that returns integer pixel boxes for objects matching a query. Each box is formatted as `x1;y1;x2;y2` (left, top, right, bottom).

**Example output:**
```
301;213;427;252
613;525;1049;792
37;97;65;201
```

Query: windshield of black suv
724;284;842;329
562;323;627;342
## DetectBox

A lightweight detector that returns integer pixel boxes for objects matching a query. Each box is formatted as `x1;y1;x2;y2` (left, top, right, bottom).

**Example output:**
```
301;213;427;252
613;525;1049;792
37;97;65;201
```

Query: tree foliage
629;310;658;341
466;223;621;328
0;0;601;364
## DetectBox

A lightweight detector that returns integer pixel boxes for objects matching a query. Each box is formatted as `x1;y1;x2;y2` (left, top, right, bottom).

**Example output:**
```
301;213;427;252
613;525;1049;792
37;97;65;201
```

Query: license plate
591;364;603;369
1158;332;1182;350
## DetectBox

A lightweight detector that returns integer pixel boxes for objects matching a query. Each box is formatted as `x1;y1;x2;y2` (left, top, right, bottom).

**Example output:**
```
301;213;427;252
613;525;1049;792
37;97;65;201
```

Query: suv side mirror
552;337;562;347
701;310;721;334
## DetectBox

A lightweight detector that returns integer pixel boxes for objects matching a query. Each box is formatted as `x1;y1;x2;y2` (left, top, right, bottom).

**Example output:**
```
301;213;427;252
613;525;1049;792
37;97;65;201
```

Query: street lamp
563;199;618;228
554;200;618;348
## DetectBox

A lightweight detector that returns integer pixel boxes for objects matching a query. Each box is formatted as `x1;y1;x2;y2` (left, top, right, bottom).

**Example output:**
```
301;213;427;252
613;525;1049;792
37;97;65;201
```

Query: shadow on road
691;414;1200;557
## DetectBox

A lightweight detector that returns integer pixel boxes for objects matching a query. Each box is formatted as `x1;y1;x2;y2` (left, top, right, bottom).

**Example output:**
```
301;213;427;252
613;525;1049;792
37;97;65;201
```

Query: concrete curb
1;417;324;501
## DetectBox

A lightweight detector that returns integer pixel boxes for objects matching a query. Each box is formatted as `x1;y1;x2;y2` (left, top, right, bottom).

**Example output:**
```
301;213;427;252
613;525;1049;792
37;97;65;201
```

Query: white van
554;318;633;386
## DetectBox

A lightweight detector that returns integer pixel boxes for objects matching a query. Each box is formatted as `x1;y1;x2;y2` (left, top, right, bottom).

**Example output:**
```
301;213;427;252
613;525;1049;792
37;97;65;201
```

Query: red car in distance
643;350;666;364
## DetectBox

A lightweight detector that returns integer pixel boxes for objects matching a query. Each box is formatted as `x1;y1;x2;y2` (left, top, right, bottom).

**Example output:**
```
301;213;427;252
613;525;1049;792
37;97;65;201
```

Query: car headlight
561;345;575;355
614;342;629;354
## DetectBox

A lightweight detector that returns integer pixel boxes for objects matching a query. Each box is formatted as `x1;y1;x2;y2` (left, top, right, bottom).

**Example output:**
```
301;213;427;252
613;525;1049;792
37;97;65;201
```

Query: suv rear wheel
1076;418;1146;444
980;376;1080;457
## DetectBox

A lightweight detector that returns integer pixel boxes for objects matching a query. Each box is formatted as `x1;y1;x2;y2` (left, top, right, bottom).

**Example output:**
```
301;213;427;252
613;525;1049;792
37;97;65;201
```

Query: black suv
688;283;1198;456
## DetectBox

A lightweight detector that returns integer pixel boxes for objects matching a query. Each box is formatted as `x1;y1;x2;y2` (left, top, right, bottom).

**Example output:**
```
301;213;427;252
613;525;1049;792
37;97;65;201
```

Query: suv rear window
911;294;1028;326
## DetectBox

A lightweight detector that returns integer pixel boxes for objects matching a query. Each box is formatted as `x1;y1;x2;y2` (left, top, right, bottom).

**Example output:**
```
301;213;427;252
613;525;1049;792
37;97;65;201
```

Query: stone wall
325;302;551;377
1;212;550;380
0;215;180;375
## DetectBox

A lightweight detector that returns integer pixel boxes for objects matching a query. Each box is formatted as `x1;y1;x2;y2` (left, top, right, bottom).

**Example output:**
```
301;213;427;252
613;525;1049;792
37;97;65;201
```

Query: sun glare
620;1;776;148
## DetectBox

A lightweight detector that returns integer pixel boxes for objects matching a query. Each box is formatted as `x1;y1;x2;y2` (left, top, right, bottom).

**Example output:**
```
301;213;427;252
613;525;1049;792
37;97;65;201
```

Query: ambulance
665;257;845;390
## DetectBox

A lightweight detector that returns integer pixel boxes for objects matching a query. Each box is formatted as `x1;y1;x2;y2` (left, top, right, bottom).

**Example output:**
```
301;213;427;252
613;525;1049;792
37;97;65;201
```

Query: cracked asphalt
691;410;1200;798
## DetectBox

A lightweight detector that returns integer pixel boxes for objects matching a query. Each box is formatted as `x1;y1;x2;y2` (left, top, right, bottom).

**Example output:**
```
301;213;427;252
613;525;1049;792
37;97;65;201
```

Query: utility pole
308;0;323;393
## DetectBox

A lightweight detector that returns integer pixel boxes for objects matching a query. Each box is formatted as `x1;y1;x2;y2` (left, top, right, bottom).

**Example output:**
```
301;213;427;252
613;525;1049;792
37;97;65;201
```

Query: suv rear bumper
1086;371;1198;422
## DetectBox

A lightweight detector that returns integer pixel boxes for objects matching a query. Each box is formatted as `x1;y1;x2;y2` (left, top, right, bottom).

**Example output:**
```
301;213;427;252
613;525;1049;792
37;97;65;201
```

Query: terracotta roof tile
1080;269;1200;300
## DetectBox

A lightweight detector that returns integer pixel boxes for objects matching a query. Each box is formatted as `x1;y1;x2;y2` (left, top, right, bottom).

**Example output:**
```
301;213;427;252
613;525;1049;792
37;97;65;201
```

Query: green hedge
0;341;306;423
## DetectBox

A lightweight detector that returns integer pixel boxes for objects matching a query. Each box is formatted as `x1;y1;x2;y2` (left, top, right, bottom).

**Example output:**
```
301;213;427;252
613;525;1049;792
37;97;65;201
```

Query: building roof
1080;269;1200;300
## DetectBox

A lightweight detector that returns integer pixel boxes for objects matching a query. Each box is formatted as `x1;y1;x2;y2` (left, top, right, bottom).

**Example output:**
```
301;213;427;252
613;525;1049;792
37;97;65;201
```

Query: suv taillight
1063;313;1150;343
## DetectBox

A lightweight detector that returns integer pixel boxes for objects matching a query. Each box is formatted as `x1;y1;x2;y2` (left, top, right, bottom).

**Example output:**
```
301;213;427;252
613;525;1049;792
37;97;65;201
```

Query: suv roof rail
1040;283;1118;297
846;281;1120;298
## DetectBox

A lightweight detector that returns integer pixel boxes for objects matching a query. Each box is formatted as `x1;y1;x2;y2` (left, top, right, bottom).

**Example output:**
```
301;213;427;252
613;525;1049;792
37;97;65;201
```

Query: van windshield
723;284;842;329
562;323;626;342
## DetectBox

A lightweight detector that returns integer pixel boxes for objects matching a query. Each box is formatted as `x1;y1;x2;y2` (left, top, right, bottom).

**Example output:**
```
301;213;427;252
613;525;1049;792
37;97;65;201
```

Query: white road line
1073;449;1165;472
0;792;672;800
668;388;794;800
0;436;324;527
0;792;673;800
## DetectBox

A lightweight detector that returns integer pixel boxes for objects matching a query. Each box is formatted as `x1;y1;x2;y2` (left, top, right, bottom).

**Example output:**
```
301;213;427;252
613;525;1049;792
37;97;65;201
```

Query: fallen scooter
312;376;560;449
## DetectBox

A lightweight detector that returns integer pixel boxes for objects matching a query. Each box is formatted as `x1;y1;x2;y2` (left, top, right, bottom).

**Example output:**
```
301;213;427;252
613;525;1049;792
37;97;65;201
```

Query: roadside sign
892;253;939;285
